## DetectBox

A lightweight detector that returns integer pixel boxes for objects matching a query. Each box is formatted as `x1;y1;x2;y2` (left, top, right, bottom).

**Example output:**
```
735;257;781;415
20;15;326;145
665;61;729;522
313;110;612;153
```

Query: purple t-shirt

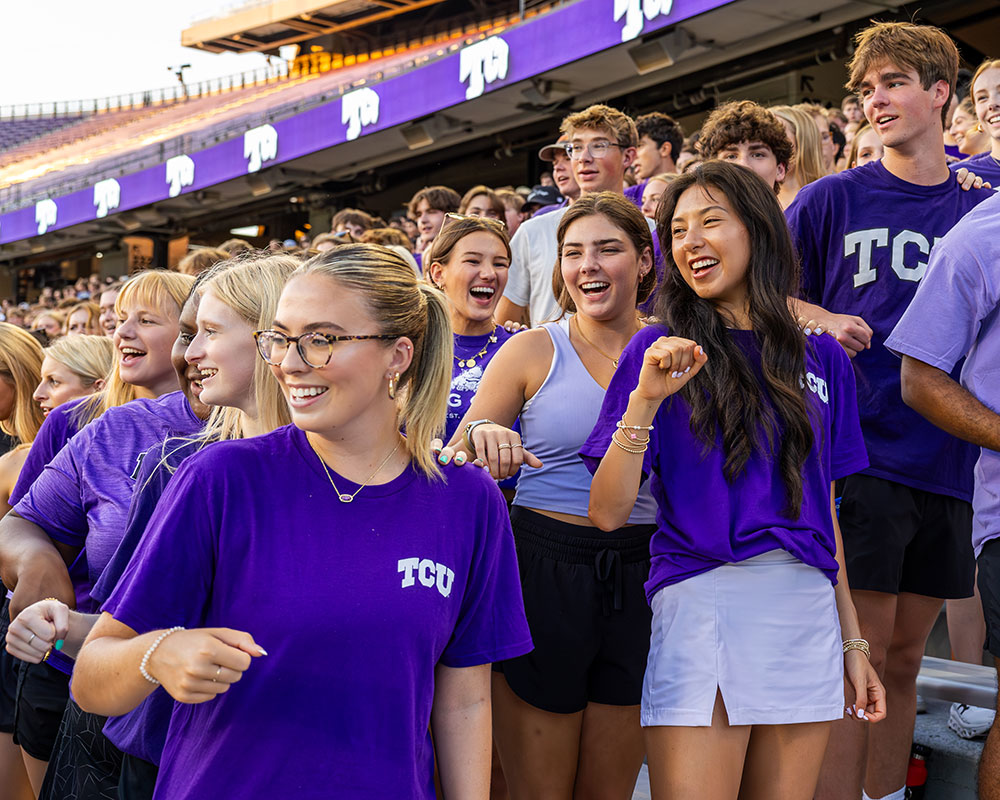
447;326;515;441
581;326;868;602
950;151;1000;187
886;190;1000;556
6;398;92;638
14;392;203;614
785;159;992;501
10;398;84;507
624;181;647;210
101;425;532;800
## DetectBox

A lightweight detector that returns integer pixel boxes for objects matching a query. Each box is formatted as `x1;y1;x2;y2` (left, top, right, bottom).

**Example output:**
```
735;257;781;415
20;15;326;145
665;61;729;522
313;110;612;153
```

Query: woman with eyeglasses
437;193;659;800
72;244;531;800
12;257;297;800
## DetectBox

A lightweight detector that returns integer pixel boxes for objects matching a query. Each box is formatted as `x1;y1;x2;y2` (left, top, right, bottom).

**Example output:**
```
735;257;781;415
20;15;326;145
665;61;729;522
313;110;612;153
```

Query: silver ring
27;633;36;645
497;443;512;450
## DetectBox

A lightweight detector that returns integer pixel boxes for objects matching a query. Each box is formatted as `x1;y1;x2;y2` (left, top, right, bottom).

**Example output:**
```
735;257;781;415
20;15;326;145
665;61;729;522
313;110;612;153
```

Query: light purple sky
1;0;274;108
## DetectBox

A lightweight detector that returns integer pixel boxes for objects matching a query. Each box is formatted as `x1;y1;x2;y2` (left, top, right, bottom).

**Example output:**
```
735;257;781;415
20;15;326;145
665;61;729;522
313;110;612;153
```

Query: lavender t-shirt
102;425;532;800
950;152;1000;187
14;392;203;613
581;327;868;603
886;190;1000;556
786;160;992;501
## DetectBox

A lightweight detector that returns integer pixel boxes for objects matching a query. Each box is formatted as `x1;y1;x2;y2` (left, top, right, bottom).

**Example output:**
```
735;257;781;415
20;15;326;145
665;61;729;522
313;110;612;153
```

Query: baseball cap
538;133;570;162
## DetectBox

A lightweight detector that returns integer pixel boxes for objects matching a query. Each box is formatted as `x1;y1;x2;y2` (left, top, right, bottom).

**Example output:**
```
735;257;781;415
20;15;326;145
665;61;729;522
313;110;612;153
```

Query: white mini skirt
641;550;844;727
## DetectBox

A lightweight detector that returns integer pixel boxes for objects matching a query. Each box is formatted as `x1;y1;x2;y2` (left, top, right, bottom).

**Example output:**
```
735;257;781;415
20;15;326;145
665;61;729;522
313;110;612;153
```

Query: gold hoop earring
387;372;400;400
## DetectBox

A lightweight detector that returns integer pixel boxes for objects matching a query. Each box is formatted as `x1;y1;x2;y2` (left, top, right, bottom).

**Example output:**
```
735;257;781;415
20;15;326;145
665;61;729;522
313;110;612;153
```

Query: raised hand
634;336;708;403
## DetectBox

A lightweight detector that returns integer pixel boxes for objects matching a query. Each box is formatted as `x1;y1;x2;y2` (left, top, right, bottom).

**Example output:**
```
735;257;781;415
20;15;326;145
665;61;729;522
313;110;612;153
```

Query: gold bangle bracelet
843;638;870;658
611;432;647;454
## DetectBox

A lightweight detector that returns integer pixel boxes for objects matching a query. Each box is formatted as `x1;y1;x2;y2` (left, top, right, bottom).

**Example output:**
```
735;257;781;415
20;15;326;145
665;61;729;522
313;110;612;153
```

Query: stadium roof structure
2;0;998;268
183;0;449;54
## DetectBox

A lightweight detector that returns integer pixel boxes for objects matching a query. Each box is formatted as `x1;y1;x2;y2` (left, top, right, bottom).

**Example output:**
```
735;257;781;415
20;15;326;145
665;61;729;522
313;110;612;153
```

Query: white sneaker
948;703;996;739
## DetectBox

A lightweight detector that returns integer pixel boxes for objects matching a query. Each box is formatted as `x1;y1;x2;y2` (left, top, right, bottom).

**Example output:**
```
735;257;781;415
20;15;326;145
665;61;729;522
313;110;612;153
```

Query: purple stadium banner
0;0;734;246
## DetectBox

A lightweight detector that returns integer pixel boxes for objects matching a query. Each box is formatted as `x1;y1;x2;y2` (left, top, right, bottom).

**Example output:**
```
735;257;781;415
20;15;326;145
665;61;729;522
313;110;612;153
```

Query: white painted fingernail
846;706;853;716
815;327;823;334
683;366;691;374
804;327;812;335
857;709;866;719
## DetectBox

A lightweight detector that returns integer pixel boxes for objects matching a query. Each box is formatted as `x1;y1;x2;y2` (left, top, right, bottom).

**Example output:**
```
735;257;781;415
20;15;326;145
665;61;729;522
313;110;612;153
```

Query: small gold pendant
339;493;354;503
612;358;619;369
465;358;476;367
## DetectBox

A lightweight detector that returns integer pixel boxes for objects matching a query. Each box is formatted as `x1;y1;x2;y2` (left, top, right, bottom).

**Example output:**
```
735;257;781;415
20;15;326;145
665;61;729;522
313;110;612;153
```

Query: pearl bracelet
140;627;184;685
842;637;870;658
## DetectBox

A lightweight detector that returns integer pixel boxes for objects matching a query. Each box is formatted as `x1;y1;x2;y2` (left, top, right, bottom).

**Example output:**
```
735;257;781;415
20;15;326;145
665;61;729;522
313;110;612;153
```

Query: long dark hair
654;161;814;518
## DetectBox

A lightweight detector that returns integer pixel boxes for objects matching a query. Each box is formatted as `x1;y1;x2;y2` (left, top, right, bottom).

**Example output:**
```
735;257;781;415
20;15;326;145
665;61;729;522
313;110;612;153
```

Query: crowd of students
0;18;998;800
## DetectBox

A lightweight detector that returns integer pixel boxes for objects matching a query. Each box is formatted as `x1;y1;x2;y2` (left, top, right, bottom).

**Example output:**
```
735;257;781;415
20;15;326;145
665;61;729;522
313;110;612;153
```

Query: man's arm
494;297;528;328
900;356;1000;451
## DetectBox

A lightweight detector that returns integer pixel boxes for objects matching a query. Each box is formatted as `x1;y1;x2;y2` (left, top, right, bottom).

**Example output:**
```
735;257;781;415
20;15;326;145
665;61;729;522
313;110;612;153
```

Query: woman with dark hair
583;161;885;799
438;192;659;799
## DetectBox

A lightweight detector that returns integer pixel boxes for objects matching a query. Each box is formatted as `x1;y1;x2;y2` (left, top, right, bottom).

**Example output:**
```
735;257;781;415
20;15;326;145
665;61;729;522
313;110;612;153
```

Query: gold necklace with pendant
454;326;498;369
309;437;402;503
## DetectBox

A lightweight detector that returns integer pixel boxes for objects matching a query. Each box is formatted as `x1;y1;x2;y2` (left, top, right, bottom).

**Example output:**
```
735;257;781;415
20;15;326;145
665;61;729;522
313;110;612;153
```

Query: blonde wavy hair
74;271;195;427
769;105;827;187
293;244;452;477
44;335;115;388
196;256;298;442
0;323;45;444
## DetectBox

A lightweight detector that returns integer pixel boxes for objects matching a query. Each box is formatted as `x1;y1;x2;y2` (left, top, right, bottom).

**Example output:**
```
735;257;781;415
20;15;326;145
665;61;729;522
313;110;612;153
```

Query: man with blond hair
786;22;994;800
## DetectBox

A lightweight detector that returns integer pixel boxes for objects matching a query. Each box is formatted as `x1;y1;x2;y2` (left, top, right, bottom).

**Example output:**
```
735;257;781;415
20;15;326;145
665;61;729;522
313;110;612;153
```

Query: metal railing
917;656;998;709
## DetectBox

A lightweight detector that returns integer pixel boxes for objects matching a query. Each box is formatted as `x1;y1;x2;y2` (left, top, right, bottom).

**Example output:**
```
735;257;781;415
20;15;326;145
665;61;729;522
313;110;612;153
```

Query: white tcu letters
801;372;829;404
398;557;455;598
846;229;943;288
244;124;279;173
342;87;380;141
614;0;674;42
166;155;196;198
35;199;58;235
93;179;121;219
459;36;509;100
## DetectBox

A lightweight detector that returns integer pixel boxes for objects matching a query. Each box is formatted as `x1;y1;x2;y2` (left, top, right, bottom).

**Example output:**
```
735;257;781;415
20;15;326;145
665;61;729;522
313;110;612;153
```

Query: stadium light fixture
246;174;273;197
230;225;265;238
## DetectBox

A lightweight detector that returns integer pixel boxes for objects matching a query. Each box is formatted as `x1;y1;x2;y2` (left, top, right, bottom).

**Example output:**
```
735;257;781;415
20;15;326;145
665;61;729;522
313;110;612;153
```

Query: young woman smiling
439;192;658;800
33;336;113;418
71;244;530;800
11;256;297;800
425;215;514;443
0;270;195;796
584;162;885;800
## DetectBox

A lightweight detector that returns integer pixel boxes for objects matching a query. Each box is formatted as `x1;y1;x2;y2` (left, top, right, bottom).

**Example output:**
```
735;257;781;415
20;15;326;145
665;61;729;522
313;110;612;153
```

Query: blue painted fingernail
54;639;64;650
438;454;448;464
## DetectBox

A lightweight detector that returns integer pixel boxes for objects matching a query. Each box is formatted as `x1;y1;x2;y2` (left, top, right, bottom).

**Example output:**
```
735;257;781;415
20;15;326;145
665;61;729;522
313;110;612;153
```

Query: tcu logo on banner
35;199;57;235
166;155;196;198
342;87;380;141
93;179;121;219
244;124;279;173
459;36;510;100
398;557;455;598
614;0;674;42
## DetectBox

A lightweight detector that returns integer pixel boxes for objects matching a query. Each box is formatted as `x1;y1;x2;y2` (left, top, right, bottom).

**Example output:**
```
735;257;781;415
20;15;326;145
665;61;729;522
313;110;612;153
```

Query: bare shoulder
0;447;28;500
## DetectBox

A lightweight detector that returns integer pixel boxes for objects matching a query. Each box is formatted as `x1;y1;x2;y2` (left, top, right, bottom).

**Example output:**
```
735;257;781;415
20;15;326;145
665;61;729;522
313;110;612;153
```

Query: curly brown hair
698;101;793;171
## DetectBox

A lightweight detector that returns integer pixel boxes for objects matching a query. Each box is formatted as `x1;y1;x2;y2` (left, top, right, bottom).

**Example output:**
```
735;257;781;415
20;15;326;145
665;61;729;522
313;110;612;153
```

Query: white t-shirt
503;206;658;326
503;208;567;326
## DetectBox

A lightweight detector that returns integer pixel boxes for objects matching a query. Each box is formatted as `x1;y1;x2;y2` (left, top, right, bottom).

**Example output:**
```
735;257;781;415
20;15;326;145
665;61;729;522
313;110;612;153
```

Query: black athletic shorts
13;659;70;760
977;537;1000;661
839;474;974;599
495;506;654;714
0;597;17;733
38;699;122;800
118;753;157;800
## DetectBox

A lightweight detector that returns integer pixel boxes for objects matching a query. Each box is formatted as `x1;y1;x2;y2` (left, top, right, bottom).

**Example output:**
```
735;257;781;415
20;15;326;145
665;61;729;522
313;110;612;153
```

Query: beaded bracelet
611;429;648;454
842;638;871;658
617;417;653;432
140;627;185;685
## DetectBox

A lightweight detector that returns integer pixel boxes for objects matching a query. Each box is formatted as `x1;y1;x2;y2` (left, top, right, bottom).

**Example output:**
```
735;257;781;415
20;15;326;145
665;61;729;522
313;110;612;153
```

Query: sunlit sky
1;1;273;108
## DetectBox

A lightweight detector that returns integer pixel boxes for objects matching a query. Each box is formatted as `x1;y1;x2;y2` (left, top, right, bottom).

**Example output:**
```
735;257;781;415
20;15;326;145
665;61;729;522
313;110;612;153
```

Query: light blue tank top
514;319;657;523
